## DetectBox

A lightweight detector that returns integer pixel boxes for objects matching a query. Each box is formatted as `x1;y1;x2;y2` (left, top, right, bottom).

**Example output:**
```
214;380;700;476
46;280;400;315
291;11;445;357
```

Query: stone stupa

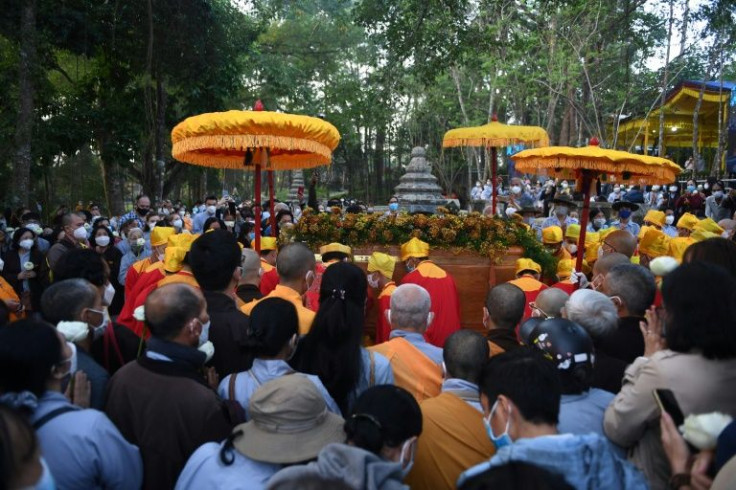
393;146;447;214
287;169;306;203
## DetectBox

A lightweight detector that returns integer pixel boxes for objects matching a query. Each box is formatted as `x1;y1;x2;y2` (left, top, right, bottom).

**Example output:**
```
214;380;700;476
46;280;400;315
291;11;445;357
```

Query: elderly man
601;264;656;365
369;284;443;402
41;278;109;410
47;212;87;272
406;330;494;489
367;252;397;344
565;289;627;394
106;283;235;490
457;349;646;489
242;242;316;335
483;283;525;356
599;229;637;259
400;237;461;347
531;288;569;319
190;230;252;378
235;248;263;305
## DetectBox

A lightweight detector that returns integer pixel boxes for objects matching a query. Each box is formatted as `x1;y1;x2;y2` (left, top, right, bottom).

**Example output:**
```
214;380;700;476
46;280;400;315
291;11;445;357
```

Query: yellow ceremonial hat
252;236;278;251
367;252;396;280
691;229;720;243
565;224;581;240
515;258;541;276
163;247;188;273
319;242;352;258
557;258;573;280
668;237;695;263
400;237;430;261
150;227;176;247
542;226;563;244
693;217;724;235
639;228;670;258
676;213;699;231
638;225;651;240
643;210;665;228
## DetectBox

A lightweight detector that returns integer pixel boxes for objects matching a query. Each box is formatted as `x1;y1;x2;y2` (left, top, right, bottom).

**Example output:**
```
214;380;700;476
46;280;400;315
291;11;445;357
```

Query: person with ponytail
291;262;393;414
217;297;340;419
267;385;422;490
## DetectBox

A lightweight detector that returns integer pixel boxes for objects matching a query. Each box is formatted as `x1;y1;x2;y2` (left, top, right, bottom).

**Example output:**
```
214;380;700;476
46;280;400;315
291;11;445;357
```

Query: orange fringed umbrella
443;115;549;215
171;103;340;250
511;138;681;276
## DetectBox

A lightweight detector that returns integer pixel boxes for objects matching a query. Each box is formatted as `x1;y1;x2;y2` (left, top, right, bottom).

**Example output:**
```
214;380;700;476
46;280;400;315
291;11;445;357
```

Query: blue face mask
389;202;399;212
687;185;696;192
618;209;632;220
198;319;210;346
484;399;513;450
248;232;255;241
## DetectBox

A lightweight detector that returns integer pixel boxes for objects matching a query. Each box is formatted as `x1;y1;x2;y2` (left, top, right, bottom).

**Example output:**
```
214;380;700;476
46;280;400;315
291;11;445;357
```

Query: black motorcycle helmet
522;318;595;395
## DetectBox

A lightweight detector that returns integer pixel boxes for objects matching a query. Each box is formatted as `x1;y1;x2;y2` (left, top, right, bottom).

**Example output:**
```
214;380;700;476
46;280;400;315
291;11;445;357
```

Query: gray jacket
267;443;406;490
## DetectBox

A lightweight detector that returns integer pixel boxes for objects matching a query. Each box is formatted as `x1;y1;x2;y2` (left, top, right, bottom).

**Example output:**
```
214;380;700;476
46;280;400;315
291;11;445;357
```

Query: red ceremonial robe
401;261;460;348
259;259;279;296
118;262;165;331
374;282;396;344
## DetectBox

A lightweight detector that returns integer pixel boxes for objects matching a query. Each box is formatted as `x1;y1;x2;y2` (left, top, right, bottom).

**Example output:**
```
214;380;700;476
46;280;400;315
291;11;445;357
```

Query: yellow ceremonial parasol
443;115;549;215
511;137;681;275
171;102;340;250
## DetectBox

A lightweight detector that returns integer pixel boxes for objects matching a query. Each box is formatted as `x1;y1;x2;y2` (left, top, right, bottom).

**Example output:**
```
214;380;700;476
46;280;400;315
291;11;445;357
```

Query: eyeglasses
601;241;617;253
528;302;550;319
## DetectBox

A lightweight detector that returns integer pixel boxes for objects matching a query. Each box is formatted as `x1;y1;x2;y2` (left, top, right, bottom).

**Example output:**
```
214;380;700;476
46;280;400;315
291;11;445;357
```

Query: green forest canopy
1;0;735;214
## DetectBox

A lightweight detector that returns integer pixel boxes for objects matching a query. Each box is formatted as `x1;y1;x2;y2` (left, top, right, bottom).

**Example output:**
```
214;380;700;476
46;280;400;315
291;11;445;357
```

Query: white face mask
103;282;116;306
88;308;108;340
206;205;216;215
367;273;380;289
224;221;235;228
398;437;416;478
511;185;521;194
173;219;183;229
95;235;111;247
19;238;34;250
73;226;88;241
669;186;678;192
0;257;4;271
651;185;660;191
665;215;675;225
567;243;578;255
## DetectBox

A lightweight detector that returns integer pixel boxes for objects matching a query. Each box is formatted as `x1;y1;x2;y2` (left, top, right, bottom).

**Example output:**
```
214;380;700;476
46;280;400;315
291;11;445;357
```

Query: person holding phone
603;263;736;490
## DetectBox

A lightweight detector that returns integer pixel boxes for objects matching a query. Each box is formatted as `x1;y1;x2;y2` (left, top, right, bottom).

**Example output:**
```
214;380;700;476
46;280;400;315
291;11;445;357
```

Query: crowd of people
1;174;736;490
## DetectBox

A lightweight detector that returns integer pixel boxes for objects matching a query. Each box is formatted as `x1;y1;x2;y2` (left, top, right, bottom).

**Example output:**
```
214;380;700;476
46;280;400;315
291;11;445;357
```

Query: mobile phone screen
652;389;685;427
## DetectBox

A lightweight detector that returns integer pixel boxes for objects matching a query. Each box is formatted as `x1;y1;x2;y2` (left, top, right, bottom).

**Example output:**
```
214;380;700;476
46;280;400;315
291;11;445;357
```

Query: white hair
390;284;431;331
565;289;618;339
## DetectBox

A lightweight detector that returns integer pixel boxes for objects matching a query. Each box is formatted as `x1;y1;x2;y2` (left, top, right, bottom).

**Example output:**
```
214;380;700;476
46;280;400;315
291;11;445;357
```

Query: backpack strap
33;406;80;430
228;372;238;401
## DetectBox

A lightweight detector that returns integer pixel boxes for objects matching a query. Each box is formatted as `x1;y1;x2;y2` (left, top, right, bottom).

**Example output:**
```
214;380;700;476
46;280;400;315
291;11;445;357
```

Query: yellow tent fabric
171;110;341;170
443;121;549;148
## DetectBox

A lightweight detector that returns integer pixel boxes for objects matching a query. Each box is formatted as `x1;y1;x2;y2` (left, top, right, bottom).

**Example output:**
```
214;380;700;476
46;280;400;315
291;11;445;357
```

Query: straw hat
235;375;345;464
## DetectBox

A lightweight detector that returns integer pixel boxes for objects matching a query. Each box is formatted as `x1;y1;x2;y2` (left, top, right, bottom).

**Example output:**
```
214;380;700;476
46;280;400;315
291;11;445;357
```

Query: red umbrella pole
575;171;593;288
491;147;498;216
254;163;262;252
268;170;276;237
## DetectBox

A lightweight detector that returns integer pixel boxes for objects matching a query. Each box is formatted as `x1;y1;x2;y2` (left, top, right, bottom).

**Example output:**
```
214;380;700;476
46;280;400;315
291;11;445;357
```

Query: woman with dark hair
0;319;142;489
682;237;736;277
217;297;340;419
203;216;225;232
268;385;423;489
291;262;393;414
91;225;124;315
1;227;46;314
0;404;55;489
604;262;736;489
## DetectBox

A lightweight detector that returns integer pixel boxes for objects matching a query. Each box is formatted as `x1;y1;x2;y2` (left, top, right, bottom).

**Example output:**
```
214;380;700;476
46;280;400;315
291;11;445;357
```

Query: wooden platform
352;245;524;338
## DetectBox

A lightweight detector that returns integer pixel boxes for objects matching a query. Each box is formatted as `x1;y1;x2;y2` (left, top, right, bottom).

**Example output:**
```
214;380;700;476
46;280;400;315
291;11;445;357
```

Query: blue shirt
77;349;109;410
347;349;394;411
31;391;143;490
389;330;444;365
175;441;282;490
458;433;647;489
217;359;341;418
559;388;615;438
119;210;146;230
442;378;483;413
608;220;641;236
192;211;214;233
663;224;678;237
118;248;152;285
538;216;579;239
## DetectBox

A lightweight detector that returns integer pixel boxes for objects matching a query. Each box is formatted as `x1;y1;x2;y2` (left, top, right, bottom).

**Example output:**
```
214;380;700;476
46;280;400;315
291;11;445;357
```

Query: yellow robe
241;285;315;335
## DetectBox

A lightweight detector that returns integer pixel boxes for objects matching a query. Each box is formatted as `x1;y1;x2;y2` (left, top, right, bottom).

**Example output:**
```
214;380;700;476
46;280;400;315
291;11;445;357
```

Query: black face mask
137;207;149;216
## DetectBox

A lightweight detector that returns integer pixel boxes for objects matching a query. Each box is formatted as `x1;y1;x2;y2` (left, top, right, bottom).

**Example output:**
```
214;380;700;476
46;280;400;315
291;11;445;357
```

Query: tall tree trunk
12;0;37;207
155;77;166;201
374;125;385;200
450;66;478;205
692;52;718;170
713;47;726;177
658;0;674;157
679;0;689;56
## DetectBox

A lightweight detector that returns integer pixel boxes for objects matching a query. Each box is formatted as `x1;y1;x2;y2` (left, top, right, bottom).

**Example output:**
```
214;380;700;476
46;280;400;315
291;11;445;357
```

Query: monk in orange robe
508;258;548;321
366;252;396;344
399;237;460;348
369;284;443;402
0;274;24;322
405;330;494;489
255;236;279;296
